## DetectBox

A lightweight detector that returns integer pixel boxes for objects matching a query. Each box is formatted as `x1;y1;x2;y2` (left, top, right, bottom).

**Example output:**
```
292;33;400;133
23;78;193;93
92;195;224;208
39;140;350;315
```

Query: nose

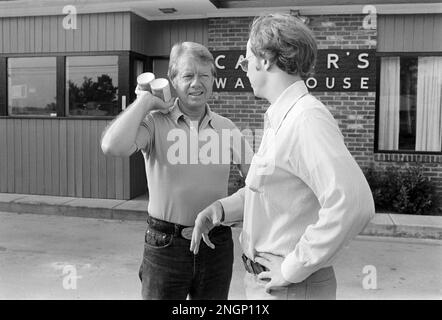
190;75;203;87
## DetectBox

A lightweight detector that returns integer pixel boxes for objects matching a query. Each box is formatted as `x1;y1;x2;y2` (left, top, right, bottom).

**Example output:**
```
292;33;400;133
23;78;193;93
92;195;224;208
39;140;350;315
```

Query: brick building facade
207;15;441;212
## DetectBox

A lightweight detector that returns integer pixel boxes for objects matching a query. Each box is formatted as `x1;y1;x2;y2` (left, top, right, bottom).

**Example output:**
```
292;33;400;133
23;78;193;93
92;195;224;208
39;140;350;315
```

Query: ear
263;58;271;71
255;57;270;71
170;76;177;89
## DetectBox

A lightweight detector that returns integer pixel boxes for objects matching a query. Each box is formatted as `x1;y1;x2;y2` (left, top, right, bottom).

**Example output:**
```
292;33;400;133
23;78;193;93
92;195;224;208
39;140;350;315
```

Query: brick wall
207;14;441;213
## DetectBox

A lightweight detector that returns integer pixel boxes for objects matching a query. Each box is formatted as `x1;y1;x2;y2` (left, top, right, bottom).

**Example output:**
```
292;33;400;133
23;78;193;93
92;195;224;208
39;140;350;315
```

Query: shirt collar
169;98;185;124
266;80;309;132
169;98;218;129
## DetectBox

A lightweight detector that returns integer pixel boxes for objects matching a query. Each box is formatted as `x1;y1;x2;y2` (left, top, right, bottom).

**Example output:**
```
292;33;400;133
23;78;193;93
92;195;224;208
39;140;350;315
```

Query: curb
1;197;441;240
361;222;442;240
0;201;147;222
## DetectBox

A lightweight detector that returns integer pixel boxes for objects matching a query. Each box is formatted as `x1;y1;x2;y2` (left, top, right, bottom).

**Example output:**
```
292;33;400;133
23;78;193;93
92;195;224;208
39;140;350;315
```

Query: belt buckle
180;227;194;240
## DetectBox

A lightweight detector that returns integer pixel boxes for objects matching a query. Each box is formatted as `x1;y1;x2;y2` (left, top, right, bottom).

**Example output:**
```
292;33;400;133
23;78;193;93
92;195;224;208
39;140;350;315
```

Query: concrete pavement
1;192;442;239
0;211;441;300
1;192;441;299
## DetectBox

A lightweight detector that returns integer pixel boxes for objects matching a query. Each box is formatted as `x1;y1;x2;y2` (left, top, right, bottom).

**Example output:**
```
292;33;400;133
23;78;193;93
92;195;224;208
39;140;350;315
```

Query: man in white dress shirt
190;13;375;299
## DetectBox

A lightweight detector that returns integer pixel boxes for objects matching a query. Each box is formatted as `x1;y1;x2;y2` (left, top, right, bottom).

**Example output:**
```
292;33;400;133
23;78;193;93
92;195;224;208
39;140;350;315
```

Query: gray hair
249;13;317;79
168;42;216;80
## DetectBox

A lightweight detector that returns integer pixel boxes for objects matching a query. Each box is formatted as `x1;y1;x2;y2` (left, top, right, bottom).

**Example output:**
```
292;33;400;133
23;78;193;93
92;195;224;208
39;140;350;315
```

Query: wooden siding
0;118;135;200
0;11;205;199
0;12;131;54
0;12;209;56
130;13;209;56
378;14;442;52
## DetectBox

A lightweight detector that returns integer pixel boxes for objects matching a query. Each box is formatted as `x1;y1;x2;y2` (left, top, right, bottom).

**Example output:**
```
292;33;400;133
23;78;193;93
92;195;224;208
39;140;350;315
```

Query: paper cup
150;78;172;102
137;72;155;91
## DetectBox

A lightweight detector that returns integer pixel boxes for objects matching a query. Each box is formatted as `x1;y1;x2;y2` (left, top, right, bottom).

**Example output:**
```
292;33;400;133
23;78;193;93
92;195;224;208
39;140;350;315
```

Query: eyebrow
180;71;211;76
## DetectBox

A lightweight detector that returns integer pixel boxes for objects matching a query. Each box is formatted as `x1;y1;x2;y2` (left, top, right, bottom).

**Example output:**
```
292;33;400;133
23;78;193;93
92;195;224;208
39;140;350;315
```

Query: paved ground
0;211;441;300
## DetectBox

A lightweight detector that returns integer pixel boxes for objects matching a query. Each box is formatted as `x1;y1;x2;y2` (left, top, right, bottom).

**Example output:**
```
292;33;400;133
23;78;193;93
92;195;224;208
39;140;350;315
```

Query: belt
242;254;268;274
146;214;194;240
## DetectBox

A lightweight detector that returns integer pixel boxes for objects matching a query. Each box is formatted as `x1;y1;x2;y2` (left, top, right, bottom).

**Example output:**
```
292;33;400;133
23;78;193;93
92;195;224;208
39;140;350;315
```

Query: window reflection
66;56;119;116
8;57;57;116
399;57;417;150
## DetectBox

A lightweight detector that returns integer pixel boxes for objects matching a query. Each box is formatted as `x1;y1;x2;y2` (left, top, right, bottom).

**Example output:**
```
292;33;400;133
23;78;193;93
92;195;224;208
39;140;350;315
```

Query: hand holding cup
137;72;155;92
136;73;174;114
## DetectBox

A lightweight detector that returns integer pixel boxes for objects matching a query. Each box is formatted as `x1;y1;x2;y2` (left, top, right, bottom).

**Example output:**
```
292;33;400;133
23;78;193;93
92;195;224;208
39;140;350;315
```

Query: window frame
65;54;121;118
0;51;140;120
0;57;7;117
374;51;442;155
129;52;152;104
3;55;59;118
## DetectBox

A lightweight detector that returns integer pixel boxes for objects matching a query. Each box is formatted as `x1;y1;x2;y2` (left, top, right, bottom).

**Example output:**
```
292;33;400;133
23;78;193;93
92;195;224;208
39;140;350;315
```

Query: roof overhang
0;0;441;20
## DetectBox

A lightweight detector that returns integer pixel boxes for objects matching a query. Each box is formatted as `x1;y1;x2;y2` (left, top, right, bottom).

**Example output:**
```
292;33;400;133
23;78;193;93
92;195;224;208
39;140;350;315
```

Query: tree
68;75;118;105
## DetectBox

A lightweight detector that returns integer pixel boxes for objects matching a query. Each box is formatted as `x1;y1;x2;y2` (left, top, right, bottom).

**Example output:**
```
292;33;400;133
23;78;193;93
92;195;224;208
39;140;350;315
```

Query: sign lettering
211;49;376;92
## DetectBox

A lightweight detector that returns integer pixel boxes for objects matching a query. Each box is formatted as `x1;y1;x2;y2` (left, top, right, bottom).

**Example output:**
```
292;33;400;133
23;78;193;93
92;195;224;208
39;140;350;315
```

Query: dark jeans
138;223;234;300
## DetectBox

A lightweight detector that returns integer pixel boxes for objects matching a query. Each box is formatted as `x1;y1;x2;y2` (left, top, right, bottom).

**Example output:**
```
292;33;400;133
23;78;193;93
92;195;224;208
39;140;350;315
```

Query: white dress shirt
219;80;375;283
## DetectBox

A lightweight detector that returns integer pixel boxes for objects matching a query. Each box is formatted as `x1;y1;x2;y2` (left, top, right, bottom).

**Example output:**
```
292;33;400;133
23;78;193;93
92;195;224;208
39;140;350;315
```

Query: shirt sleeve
218;187;245;224
280;109;375;283
219;121;253;223
230;125;254;169
135;113;155;156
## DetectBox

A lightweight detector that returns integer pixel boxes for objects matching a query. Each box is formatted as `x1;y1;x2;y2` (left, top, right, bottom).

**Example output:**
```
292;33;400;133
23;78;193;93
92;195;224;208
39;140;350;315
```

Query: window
66;56;119;116
153;58;176;97
2;54;128;118
134;59;144;82
378;56;442;152
132;59;144;101
7;57;57;116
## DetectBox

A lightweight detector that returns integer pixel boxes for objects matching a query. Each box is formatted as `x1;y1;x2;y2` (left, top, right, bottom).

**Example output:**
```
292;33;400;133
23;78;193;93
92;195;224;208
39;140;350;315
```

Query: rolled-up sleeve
281;110;375;283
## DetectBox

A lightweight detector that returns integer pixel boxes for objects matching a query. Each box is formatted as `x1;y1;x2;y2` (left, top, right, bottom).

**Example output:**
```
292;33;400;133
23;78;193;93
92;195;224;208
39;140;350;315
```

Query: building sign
212;49;376;92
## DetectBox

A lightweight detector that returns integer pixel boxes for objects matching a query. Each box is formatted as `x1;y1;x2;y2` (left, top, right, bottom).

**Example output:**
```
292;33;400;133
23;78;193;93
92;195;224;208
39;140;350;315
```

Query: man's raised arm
101;89;172;157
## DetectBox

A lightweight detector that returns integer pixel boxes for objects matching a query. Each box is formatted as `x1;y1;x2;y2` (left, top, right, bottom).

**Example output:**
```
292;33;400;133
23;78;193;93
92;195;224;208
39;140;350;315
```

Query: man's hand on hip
190;201;224;255
255;253;292;293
